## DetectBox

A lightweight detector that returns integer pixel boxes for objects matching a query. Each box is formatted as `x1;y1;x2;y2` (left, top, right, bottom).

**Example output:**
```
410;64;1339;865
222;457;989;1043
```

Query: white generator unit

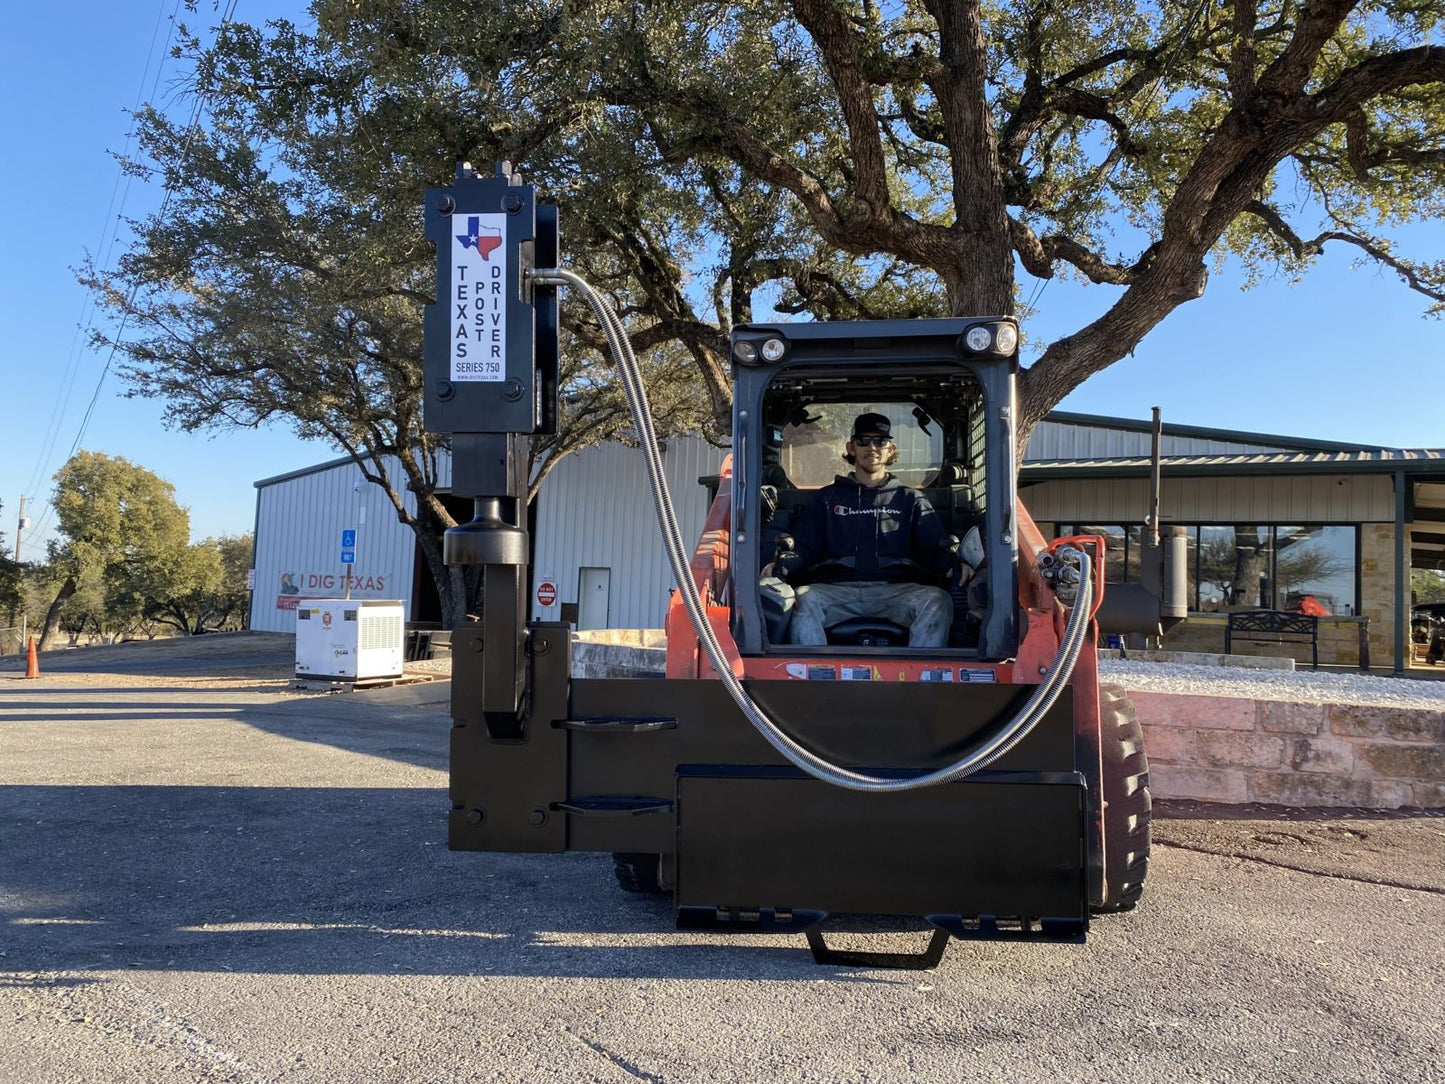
294;599;405;681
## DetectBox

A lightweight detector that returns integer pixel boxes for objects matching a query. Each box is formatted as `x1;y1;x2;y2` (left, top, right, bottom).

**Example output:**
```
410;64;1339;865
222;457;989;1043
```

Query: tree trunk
38;577;77;652
1229;526;1271;609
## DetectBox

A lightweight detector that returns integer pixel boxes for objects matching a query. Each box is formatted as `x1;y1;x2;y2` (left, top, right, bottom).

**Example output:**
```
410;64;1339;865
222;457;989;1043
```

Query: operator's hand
761;562;775;578
956;562;975;590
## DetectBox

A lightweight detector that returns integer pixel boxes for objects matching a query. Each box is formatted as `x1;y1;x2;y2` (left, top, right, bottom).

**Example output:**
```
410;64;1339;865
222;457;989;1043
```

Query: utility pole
13;495;25;564
10;496;26;655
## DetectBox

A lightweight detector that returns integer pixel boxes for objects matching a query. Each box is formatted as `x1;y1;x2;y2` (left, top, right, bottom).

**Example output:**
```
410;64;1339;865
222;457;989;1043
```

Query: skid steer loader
426;163;1183;967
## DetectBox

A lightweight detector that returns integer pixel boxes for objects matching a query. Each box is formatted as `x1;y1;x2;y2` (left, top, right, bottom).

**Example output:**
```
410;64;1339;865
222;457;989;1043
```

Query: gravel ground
1099;657;1445;709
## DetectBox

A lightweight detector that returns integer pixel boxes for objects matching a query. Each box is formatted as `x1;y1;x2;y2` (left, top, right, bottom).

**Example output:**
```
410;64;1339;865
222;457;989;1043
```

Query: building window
1197;526;1274;611
1274;525;1358;616
1074;525;1129;584
1061;523;1359;616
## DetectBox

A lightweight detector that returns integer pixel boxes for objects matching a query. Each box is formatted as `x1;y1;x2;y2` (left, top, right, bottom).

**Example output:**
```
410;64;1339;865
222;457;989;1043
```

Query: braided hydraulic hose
530;268;1093;792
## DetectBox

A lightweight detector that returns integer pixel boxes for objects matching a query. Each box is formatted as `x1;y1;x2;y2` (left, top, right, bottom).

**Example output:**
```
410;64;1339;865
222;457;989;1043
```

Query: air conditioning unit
295;599;405;681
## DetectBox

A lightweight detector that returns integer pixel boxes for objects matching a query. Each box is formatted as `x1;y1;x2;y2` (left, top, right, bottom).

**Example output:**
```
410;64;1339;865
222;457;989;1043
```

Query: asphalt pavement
1;637;1442;1083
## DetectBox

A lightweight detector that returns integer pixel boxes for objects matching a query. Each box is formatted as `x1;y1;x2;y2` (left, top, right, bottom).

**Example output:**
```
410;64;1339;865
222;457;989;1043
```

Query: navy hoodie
780;473;953;584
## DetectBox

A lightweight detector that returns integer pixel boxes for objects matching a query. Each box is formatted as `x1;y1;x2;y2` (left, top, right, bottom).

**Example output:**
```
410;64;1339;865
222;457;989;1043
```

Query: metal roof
254;453;360;489
1040;411;1393;454
254;415;1435;489
1020;448;1445;481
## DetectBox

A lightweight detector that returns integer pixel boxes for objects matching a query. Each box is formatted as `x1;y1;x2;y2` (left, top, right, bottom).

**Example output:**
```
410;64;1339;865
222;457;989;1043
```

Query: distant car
1411;603;1445;665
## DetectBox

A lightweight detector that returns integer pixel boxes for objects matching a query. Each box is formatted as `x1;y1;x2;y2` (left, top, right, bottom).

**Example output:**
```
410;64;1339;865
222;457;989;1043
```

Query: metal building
250;455;425;634
249;413;1445;668
249;440;727;634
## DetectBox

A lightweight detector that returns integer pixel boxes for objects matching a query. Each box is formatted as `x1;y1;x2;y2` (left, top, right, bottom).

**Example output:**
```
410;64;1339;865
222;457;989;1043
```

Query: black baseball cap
851;412;892;439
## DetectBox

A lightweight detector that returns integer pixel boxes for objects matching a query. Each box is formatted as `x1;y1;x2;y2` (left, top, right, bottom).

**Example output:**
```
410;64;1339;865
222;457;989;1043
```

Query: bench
1224;610;1319;669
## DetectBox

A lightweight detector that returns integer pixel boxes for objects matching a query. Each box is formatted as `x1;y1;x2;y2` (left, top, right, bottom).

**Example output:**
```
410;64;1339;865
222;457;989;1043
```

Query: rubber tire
1093;684;1151;913
612;852;667;895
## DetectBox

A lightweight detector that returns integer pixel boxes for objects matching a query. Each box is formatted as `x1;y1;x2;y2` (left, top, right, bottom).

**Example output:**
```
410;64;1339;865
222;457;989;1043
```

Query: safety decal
806;666;836;681
959;668;997;683
919;668;954;682
840;666;873;681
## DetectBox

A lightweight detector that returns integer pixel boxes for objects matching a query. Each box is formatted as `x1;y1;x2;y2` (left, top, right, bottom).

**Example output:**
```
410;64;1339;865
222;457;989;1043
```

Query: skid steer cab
426;166;1150;969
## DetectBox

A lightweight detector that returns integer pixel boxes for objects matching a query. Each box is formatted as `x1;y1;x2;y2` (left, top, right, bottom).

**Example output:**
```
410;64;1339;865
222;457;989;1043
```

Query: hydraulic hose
530;267;1093;792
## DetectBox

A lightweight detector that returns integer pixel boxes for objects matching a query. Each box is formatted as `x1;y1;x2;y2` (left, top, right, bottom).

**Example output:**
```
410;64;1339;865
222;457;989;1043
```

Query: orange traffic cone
24;637;39;679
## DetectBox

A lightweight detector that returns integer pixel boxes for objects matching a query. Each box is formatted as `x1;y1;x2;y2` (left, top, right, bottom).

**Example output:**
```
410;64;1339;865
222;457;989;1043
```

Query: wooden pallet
291;671;437;692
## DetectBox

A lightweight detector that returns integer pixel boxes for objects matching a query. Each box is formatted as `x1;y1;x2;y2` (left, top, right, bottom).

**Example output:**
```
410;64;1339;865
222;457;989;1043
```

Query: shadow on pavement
0;783;903;983
0;632;296;677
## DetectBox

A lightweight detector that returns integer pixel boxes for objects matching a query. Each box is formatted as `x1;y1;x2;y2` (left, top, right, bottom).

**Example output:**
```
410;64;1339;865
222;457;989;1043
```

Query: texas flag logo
457;216;503;259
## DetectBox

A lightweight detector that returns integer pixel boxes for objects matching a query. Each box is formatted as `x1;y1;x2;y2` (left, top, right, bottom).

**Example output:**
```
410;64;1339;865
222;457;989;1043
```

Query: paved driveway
1;657;1442;1083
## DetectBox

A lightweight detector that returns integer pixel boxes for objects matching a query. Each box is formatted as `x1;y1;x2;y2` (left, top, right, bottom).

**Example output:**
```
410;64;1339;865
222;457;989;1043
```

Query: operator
767;413;964;647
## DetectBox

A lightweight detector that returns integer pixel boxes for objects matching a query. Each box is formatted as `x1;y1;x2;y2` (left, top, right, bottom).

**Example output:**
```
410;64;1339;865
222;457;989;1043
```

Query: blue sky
3;1;1442;557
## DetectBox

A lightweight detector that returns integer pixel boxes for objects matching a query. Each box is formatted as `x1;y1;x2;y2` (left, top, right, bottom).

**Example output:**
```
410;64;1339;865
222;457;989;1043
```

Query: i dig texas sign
451;213;508;382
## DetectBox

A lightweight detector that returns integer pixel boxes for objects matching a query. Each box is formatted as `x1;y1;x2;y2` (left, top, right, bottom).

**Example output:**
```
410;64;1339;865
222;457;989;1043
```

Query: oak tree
93;0;1442;628
38;452;192;650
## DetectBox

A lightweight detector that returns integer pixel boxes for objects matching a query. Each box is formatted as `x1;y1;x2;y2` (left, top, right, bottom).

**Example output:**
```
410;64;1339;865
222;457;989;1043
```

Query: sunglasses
851;435;892;448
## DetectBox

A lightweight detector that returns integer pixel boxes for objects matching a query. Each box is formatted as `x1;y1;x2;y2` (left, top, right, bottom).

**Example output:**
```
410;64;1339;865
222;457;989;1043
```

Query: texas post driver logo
450;214;508;383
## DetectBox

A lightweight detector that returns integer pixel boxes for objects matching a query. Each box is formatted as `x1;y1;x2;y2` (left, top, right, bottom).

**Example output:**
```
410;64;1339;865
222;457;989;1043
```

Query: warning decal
451;213;508;382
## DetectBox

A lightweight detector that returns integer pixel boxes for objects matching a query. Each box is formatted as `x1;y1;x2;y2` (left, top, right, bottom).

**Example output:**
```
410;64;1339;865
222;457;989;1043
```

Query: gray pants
789;581;954;647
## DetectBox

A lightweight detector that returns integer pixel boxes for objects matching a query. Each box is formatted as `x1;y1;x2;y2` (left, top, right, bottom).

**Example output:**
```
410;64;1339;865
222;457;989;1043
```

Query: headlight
733;340;759;364
960;320;1020;357
964;326;993;352
760;337;787;362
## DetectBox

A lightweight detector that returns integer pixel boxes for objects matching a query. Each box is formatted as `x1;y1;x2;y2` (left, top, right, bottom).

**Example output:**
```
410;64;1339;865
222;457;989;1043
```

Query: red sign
536;580;558;607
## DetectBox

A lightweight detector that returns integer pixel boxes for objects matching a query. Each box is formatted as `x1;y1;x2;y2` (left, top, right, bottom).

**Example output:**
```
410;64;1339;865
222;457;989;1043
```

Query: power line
22;0;181;504
25;2;240;546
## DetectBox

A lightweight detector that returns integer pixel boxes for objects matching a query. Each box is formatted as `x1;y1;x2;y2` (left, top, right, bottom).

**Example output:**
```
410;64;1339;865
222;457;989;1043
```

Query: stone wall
1133;691;1443;808
1359;524;1399;665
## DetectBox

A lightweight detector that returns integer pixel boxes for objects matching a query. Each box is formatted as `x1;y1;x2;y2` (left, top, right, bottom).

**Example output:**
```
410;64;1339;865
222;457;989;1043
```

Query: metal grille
968;407;988;512
361;613;403;652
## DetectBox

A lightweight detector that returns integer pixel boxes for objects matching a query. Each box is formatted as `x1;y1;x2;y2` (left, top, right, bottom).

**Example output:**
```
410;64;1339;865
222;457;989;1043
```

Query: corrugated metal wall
531;436;728;628
1025;420;1291;461
249;458;418;633
1022;473;1394;525
251;418;1398;635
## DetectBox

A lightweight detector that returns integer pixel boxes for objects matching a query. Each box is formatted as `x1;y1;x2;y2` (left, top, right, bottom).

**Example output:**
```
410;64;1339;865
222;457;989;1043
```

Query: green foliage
37;457;254;641
39;452;193;646
92;0;1443;518
143;534;254;635
49;452;191;583
0;500;20;628
1413;568;1445;603
305;0;1444;431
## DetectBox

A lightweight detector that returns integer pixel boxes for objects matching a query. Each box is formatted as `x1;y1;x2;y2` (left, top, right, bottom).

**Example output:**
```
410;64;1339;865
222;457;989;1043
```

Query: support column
1394;470;1407;676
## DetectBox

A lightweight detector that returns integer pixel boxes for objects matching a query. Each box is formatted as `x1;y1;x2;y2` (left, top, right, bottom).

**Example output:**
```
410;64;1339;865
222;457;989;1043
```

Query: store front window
1274;525;1358;616
1059;523;1359;616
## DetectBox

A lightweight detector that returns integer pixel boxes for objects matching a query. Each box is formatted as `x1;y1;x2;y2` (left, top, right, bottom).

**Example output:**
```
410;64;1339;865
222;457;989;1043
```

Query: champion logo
832;505;898;518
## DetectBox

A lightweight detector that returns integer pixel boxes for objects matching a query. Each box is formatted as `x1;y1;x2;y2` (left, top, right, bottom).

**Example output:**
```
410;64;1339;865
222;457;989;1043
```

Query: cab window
778;403;944;489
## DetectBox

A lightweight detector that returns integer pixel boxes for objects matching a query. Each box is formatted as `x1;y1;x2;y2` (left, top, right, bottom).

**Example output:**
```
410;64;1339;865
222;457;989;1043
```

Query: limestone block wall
1359;524;1398;665
1132;691;1444;808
